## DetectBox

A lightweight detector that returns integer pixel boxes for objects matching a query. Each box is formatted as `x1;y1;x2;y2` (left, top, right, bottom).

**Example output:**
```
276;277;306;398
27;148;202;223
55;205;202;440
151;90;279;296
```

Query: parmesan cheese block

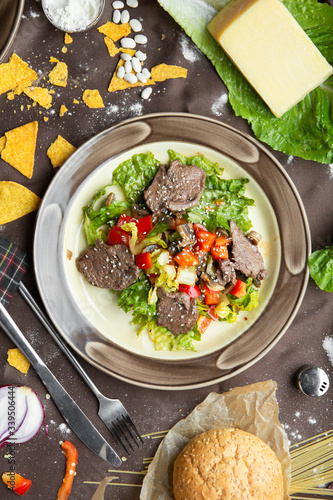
207;0;333;118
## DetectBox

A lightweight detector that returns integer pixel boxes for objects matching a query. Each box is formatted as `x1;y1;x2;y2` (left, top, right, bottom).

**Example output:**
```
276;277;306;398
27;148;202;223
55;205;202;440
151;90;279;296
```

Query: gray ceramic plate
33;113;311;390
0;0;25;63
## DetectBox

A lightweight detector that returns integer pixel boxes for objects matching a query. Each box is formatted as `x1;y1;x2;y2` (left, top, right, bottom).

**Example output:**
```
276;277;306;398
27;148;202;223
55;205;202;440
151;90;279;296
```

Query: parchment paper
140;380;291;500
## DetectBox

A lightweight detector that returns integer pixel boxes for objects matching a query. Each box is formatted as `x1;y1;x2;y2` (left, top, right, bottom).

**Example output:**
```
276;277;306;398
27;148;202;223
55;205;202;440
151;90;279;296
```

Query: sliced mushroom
105;192;115;206
246;230;262;246
177;223;196;247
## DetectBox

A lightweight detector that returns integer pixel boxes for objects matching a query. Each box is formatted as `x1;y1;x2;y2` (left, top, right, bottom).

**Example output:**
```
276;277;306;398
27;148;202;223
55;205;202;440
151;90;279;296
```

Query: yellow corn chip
7;348;31;375
1;121;38;179
50;56;59;63
150;63;187;82
7;91;15;100
0;181;41;224
0;53;37;95
49;60;68;87
73;98;79;104
108;50;154;92
47;135;76;168
104;37;119;57
0;136;6;153
98;22;131;41
59;104;68;116
82;89;105;108
23;86;53;109
64;33;73;44
61;46;68;54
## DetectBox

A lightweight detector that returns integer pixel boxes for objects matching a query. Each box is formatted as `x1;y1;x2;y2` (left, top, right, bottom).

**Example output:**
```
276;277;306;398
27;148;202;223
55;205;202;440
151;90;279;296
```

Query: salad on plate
76;149;268;352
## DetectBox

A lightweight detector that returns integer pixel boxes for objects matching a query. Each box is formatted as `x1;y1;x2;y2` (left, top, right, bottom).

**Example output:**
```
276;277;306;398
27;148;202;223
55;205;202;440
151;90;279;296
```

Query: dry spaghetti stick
57;441;78;500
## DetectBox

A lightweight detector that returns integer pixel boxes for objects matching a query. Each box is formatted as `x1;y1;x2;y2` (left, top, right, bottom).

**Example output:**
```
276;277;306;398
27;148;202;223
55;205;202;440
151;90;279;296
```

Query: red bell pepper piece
202;282;220;305
210;236;229;260
135;215;153;235
179;284;201;298
197;315;212;334
116;213;135;227
229;279;247;298
57;440;78;500
135;252;153;269
196;229;216;253
2;472;32;496
174;247;199;267
208;305;219;321
107;226;131;247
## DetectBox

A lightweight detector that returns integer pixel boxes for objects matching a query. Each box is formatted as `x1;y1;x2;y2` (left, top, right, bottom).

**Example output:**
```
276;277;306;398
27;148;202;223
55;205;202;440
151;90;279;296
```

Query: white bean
135;50;146;61
121;37;136;49
129;19;142;32
141;87;152;100
124;60;133;73
121;9;130;23
134;34;147;44
126;0;138;7
120;52;132;61
113;1;124;8
142;67;151;78
124;73;138;84
117;66;125;79
112;9;121;23
131;56;141;73
136;72;147;83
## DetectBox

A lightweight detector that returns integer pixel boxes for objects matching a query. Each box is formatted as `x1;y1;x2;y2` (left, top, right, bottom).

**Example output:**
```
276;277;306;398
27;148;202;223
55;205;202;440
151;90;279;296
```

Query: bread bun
173;428;284;500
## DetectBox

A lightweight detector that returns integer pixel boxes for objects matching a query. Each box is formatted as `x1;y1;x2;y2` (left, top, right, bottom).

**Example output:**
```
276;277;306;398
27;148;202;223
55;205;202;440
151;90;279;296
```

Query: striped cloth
0;236;29;308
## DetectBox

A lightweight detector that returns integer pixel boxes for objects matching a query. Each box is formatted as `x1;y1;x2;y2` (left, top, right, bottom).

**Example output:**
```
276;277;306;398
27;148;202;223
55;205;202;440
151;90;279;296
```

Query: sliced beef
216;259;237;287
76;240;139;291
230;219;267;282
156;287;199;335
144;160;206;214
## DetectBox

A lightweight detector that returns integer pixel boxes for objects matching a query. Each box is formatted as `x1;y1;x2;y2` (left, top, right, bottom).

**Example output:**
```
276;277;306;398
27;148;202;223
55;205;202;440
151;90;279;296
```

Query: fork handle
18;282;103;400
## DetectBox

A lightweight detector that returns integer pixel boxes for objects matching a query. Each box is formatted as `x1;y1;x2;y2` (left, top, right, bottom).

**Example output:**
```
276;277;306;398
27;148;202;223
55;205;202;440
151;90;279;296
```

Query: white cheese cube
208;0;333;117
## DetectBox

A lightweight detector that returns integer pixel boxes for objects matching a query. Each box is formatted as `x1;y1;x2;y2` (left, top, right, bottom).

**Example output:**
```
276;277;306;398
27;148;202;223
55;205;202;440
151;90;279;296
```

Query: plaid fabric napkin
0;236;29;308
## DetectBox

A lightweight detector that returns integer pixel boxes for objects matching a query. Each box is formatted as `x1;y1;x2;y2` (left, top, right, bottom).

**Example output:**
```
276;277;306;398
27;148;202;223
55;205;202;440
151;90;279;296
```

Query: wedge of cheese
208;0;333;118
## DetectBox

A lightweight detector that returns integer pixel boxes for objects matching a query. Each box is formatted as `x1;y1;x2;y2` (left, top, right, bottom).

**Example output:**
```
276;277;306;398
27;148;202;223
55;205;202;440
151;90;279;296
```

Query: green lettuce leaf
148;320;200;351
157;0;333;163
308;246;333;292
228;278;259;310
117;271;157;325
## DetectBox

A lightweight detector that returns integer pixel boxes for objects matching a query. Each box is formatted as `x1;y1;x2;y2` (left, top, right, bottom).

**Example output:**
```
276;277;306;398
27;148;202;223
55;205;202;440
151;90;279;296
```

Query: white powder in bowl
43;0;103;32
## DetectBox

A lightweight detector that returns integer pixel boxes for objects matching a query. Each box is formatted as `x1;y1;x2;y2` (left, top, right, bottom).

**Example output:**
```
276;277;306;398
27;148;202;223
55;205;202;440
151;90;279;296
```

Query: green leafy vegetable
112;152;161;203
148;321;200;351
118;271;157;325
157;0;333;163
228;278;259;310
308;246;333;292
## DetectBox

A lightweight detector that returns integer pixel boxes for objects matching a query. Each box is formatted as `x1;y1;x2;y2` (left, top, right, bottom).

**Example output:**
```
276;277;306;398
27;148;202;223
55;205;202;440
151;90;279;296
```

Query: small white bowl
41;0;105;33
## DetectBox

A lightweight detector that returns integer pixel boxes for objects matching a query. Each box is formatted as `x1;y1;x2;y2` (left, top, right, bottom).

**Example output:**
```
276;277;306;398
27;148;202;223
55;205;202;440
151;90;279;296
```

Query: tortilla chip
49;59;68;87
0;53;37;95
82;89;105;108
0;181;41;224
98;22;131;41
108;50;154;92
73;98;79;104
7;348;30;375
0;136;6;153
150;63;187;82
7;91;15;101
47;135;76;168
59;104;68;116
104;37;119;57
1;121;38;179
23;86;53;109
64;33;73;44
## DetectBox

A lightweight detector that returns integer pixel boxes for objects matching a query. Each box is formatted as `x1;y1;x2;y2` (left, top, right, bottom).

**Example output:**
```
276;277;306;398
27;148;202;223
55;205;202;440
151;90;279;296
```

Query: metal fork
19;282;144;455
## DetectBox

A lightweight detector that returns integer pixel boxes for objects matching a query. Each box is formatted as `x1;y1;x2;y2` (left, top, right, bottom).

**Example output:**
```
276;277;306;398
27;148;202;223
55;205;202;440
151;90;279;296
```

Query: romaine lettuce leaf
157;0;333;164
117;271;157;325
228;278;259;310
308;246;333;292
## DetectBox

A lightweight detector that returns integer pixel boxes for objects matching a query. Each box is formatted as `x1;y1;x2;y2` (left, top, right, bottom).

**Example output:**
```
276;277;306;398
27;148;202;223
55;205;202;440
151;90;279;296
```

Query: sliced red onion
0;385;45;448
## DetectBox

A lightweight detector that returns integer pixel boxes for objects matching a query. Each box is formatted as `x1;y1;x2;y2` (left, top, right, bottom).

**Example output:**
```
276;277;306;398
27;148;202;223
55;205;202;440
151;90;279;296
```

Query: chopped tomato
229;279;247;298
174;247;199;267
210;236;229;260
107;226;131;247
2;472;32;496
196;229;216;253
208;305;219;321
135;215;153;235
202;282;220;305
179;284;201;298
197;315;212;334
135;252;153;269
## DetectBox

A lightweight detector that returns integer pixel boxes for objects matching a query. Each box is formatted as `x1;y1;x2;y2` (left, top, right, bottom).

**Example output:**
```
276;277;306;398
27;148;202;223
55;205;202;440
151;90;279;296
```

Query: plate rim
33;112;311;390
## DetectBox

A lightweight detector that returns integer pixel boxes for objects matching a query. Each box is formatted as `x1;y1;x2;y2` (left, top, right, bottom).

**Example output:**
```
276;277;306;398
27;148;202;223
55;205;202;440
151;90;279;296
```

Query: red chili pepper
179;284;201;298
2;472;32;496
135;252;153;269
174;247;199;267
107;226;131;247
229;279;247;298
196;229;216;253
57;440;78;500
197;315;212;334
202;282;220;305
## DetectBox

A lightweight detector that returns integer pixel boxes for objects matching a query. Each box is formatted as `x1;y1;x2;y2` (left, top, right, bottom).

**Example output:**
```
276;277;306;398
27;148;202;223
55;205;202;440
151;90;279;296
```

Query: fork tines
111;414;144;455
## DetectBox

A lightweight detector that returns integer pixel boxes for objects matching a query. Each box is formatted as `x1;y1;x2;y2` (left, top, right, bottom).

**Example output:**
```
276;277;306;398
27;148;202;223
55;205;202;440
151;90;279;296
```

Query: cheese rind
208;0;333;118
